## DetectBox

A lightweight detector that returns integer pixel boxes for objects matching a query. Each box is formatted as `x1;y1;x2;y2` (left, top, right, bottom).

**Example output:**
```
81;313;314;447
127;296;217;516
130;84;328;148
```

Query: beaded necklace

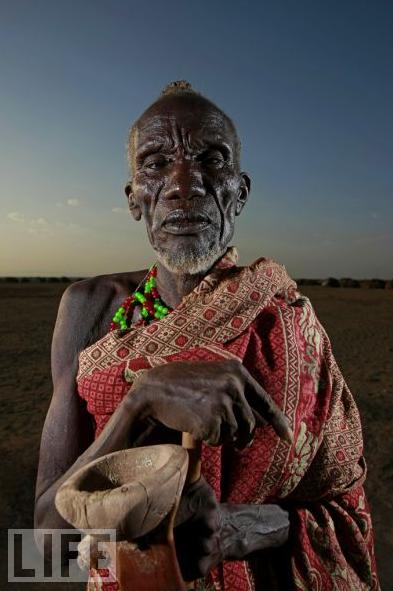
110;265;172;331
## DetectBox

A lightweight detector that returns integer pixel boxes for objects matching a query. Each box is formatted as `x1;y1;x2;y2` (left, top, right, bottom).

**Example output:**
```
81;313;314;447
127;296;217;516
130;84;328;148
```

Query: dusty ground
0;283;392;590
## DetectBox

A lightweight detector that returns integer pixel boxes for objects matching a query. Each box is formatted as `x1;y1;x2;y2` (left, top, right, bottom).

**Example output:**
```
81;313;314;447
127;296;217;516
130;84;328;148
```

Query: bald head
127;81;241;176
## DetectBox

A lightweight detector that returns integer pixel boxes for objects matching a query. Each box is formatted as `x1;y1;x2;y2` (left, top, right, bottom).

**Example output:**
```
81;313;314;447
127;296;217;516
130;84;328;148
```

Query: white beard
155;240;228;275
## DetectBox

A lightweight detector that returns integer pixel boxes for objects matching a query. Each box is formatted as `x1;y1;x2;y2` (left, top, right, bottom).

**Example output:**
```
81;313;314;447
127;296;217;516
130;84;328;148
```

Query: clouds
5;201;124;239
55;221;86;234
8;211;47;226
55;201;128;214
6;211;87;236
56;198;81;207
66;198;80;207
7;211;25;223
7;211;52;235
28;220;52;235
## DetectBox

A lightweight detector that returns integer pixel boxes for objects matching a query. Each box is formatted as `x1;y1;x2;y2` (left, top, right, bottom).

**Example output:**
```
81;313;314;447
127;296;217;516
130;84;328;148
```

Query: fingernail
285;427;294;444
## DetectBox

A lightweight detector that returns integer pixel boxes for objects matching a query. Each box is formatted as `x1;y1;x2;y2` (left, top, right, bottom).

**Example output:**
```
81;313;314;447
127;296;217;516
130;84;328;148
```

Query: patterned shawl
77;247;380;591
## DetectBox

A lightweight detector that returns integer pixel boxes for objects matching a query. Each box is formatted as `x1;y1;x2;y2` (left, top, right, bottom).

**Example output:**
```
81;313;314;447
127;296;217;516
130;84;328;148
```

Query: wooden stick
181;432;202;484
181;433;202;590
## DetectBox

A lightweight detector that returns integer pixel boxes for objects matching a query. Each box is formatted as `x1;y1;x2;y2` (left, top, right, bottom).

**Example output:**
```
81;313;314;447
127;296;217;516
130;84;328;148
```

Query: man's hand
173;476;290;581
174;476;222;581
130;359;293;449
218;503;289;560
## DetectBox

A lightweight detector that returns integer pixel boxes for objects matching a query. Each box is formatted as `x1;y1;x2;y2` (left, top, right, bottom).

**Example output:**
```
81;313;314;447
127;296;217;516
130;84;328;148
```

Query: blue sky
0;0;392;277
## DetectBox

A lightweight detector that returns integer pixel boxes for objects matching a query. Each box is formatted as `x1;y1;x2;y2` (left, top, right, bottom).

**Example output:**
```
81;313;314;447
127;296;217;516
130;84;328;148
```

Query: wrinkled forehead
133;96;237;153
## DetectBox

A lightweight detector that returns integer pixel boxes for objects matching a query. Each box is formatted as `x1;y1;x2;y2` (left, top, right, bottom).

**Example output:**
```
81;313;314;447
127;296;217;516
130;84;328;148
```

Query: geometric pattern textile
77;246;380;591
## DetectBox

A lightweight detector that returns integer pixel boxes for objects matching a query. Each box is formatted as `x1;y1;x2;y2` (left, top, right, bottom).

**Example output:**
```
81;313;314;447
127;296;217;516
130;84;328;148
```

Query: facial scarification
126;91;250;274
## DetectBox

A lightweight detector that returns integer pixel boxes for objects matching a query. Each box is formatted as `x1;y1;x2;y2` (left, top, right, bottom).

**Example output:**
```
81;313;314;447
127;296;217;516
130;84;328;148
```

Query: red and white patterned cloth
77;247;380;590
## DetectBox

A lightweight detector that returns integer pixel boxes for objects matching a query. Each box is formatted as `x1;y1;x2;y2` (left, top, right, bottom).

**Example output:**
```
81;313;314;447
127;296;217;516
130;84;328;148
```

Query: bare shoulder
51;269;148;379
62;269;147;309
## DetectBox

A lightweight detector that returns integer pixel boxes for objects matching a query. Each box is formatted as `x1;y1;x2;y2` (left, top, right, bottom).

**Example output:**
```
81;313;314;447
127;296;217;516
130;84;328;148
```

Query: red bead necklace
110;265;172;331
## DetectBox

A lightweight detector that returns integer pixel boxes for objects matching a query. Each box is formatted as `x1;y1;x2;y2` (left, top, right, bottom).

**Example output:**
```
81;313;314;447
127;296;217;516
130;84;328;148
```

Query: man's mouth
162;210;211;235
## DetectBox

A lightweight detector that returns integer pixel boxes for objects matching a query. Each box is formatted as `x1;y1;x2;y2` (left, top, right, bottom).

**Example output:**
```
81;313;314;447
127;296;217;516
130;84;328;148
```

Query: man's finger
243;372;293;444
231;398;256;449
205;418;222;446
220;403;240;443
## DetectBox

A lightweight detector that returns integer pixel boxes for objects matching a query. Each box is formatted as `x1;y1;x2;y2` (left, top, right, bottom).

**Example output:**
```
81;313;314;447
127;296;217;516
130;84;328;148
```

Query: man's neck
155;262;207;309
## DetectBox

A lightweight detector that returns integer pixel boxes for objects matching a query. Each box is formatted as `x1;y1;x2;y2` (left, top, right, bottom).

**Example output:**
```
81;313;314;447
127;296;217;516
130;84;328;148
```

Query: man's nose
163;159;206;201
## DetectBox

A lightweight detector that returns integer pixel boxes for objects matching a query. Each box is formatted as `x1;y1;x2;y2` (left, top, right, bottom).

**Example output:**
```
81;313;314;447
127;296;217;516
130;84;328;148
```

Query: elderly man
35;81;380;590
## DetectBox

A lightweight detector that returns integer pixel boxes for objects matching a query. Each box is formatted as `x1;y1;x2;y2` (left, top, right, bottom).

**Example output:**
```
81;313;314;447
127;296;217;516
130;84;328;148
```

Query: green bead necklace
110;265;172;331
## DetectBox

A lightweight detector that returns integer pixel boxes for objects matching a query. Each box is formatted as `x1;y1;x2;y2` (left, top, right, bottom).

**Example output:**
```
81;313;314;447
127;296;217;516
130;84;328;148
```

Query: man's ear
235;172;251;216
125;182;142;221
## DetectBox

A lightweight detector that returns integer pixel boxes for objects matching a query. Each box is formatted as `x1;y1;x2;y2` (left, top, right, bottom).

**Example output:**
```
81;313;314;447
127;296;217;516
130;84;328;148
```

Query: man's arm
34;282;152;558
173;480;289;582
35;282;94;534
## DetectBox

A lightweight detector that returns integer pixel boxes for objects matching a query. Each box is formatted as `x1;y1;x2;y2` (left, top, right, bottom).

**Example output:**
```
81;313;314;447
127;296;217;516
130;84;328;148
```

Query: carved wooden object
56;443;196;590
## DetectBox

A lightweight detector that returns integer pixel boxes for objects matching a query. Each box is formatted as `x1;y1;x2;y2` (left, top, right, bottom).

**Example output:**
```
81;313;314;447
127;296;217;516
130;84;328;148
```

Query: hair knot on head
160;80;199;96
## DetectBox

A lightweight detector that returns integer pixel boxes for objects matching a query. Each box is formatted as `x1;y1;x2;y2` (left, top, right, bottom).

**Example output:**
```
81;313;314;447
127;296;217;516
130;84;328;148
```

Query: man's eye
144;157;168;170
200;153;225;168
206;158;223;166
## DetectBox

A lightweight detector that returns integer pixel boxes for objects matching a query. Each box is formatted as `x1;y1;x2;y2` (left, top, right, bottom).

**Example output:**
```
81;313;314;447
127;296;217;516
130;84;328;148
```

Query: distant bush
340;278;360;288
0;276;86;283
322;277;340;287
370;279;386;289
296;278;322;286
